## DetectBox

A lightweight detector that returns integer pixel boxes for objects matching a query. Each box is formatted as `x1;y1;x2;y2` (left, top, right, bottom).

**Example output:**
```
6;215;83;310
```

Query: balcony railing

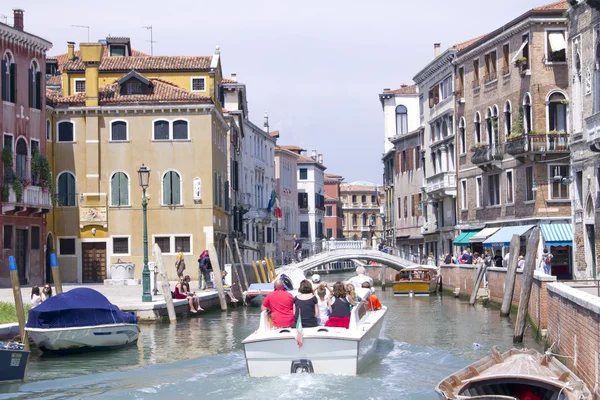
4;185;51;209
471;144;503;165
586;112;600;146
504;133;569;156
425;171;456;194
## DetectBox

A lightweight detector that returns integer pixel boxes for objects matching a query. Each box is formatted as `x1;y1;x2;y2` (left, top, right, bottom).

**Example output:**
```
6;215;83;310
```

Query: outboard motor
280;274;294;291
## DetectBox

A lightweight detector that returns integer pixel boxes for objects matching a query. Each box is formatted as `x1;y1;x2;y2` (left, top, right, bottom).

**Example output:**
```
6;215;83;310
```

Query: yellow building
45;38;229;283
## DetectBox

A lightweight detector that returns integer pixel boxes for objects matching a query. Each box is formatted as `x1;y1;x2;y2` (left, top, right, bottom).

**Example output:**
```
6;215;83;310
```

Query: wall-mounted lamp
80;193;84;202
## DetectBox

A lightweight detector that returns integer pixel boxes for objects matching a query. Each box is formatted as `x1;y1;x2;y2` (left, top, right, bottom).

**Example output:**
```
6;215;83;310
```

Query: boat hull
26;323;140;354
0;345;29;383
393;280;437;296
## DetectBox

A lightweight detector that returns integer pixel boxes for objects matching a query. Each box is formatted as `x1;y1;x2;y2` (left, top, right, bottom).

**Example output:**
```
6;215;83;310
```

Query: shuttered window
163;171;181;205
29;66;42;110
111;121;127;141
2;55;16;103
173;120;189;140
57;121;74;142
110;172;129;206
153;120;170;140
58;172;76;206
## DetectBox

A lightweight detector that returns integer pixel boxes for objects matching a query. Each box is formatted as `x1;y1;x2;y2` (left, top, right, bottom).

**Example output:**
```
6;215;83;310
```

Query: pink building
274;144;299;253
324;174;344;239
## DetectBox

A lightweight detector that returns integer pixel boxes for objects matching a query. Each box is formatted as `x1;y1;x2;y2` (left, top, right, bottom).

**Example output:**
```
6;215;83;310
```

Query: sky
5;0;558;183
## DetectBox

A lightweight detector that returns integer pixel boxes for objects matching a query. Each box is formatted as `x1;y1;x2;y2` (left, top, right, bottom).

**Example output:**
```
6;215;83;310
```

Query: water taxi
392;265;439;296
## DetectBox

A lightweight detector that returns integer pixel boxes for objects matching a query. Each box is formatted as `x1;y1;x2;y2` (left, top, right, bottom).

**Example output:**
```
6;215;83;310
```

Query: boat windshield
395;270;432;282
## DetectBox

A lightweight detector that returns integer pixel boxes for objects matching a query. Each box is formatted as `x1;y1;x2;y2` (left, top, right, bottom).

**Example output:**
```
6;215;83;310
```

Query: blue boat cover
26;288;137;329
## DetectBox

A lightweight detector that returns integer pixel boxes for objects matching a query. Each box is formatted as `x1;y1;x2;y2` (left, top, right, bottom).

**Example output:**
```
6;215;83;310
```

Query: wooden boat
392;265;439;296
435;348;592;400
0;341;29;383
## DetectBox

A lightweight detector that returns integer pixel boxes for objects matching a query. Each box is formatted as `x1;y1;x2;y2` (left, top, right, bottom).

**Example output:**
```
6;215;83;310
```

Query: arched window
396;105;408;136
46;119;51;141
173;120;188;140
362;213;368;226
110;172;129;206
111;121;128;141
573;41;583;133
57;172;76;207
153;120;170;140
1;52;15;103
523;93;532;133
459;117;466;154
504;101;512;137
547;92;567;133
361;195;366;203
15;139;27;179
57;121;74;142
29;60;41;109
441;119;448;139
162;170;181;205
352;194;357;203
485;107;493;143
474;112;481;143
352;214;358;226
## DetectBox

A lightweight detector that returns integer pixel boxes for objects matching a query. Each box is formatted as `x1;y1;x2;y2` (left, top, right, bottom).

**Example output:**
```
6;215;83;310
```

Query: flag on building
295;309;303;348
375;187;380;206
274;197;282;220
267;190;277;212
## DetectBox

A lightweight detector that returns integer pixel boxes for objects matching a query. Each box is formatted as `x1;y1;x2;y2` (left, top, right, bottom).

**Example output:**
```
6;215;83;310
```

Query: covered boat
435;348;592;399
25;288;139;354
242;288;386;377
0;341;29;382
392;265;439;296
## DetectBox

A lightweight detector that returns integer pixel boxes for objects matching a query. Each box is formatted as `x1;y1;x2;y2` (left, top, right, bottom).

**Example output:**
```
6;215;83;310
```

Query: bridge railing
275;238;372;266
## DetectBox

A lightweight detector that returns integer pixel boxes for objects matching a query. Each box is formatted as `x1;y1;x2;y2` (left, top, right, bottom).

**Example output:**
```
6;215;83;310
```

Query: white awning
548;32;566;53
469;227;500;243
511;40;529;63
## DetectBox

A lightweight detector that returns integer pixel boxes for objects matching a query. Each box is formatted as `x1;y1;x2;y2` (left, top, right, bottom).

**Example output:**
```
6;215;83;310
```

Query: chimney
434;43;441;58
311;150;317;160
67;42;75;61
318;154;323;164
383;88;390;91
13;9;23;31
79;42;104;106
401;83;408;88
230;72;237;82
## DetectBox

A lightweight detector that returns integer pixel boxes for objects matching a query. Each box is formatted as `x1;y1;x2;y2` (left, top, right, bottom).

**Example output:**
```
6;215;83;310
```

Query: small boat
25;288;140;354
244;266;306;305
392;265;439;296
0;341;29;382
242;288;387;377
435;348;592;399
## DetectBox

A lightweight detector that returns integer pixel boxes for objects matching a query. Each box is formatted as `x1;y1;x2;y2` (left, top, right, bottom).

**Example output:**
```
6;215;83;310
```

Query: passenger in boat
345;284;360;310
182;275;204;311
315;284;331;325
514;385;543;400
31;286;42;307
41;285;52;302
261;279;294;328
293;280;319;328
347;266;374;291
174;277;198;313
362;282;382;311
311;274;321;291
325;282;351;329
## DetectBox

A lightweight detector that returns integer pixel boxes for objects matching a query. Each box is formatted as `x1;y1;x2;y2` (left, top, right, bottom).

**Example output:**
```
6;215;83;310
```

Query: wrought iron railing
471;144;503;164
504;133;569;156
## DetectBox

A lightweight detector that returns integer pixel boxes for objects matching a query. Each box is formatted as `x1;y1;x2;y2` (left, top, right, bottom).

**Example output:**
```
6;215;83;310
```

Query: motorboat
25;288;140;354
435;347;592;399
244;266;306;305
242;288;387;377
0;341;29;382
392;265;439;296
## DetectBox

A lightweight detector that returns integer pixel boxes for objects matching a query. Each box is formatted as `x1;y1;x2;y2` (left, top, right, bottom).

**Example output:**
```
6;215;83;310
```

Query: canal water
0;273;542;399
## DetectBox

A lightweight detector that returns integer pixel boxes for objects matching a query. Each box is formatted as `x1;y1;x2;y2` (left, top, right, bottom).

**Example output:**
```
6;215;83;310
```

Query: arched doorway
45;233;54;283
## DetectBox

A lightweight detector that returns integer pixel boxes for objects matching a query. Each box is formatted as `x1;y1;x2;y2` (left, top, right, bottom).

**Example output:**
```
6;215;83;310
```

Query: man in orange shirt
361;282;382;310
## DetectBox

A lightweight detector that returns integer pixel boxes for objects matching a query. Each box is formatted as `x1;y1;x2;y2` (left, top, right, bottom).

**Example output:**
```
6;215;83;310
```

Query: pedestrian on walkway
540;248;553;275
175;247;186;278
41;285;52;302
198;250;212;290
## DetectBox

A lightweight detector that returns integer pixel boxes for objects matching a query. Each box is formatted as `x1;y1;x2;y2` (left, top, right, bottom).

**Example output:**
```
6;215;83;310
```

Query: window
415;146;421;169
175;236;191;253
113;237;129;254
504;101;512;137
546;30;567;62
163;171;181;205
326;228;333;239
488;174;500;206
361;195;366;203
474;112;481;143
396;105;408;136
506;170;514;204
109;45;126;57
59;238;76;255
484;50;497;82
419;95;424;118
404;196;408;219
476;176;482;207
110;172;129;206
473;59;480;87
191;77;206;92
299;168;308;180
57;121;74;142
371;195;376;203
300;221;309;237
154;236;171;253
428;84;440;108
457;67;464;97
1;52;15;103
57;172;76;207
29;60;41;109
352;194;357;203
362;214;368;226
30;226;40;250
153;120;170;140
123;80;144;95
523;94;532;134
111;121;128;141
459;117;466;154
522;34;530;69
298;192;308;208
3;225;12;249
397;197;401;216
172;120;189;140
439;75;453;100
15;139;27;179
326;206;332;216
550;165;570;199
46;119;51;141
576;170;583;204
525;166;534;201
74;79;86;94
502;43;510;75
461;179;468;209
548;92;567;133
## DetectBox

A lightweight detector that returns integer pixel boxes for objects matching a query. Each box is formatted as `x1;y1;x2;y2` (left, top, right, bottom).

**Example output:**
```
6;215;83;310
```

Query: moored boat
392;265;439;296
25;288;140;354
435;348;592;399
242;288;386;377
0;341;29;383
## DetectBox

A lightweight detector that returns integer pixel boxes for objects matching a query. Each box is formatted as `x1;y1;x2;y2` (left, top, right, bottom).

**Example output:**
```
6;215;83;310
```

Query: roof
63;55;213;72
50;78;213;107
382;84;417;95
46;74;62;87
274;146;300;158
221;77;239;84
533;0;568;11
269;130;279;138
325;173;344;182
454;34;487;51
51;47;149;70
279;144;305;152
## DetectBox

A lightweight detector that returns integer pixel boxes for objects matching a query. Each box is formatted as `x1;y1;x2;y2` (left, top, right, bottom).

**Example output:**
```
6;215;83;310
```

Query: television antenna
71;25;90;42
142;25;157;55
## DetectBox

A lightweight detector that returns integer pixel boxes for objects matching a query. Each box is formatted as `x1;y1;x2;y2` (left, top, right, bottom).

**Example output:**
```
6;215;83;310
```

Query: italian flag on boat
295;309;303;348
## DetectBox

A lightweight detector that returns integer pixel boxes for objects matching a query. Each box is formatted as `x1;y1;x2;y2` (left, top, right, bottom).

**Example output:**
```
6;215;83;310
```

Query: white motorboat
242;289;387;377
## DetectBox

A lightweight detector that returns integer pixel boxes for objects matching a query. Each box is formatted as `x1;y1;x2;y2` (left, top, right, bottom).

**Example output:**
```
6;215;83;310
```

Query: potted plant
470;142;487;152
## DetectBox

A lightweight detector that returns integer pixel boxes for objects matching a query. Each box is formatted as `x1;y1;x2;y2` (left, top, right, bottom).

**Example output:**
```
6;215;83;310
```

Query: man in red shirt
261;279;294;328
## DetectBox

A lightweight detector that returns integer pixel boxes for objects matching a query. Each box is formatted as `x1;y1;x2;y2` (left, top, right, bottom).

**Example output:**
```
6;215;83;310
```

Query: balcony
471;144;503;170
586;112;600;152
504;132;569;161
2;185;52;214
425;171;456;199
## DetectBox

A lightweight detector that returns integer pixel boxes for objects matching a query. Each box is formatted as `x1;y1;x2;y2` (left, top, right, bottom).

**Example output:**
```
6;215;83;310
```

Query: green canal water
0;275;543;399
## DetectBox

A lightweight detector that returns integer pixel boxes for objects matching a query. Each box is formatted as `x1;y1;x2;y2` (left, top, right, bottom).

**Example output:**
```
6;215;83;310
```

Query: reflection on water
0;273;543;399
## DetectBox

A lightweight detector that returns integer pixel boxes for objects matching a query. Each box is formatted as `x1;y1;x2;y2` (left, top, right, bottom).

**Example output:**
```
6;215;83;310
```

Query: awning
511;39;529;63
548;32;566;53
541;223;573;247
454;230;480;246
482;225;535;248
470;227;500;243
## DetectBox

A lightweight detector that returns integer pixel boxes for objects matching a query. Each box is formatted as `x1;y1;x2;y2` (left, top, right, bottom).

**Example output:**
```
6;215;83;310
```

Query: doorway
15;229;28;285
45;234;54;284
586;224;596;279
82;242;107;283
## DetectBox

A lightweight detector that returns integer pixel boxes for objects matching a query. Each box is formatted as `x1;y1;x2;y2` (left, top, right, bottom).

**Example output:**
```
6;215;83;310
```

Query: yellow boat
392;265;439;296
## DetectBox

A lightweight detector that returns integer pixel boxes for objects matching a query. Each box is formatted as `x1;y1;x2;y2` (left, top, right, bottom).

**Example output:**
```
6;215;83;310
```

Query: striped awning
454;230;480;246
483;225;535;248
469;227;500;243
540;223;573;247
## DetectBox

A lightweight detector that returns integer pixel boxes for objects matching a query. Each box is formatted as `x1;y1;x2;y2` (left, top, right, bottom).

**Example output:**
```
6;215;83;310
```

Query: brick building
455;1;573;277
0;10;52;286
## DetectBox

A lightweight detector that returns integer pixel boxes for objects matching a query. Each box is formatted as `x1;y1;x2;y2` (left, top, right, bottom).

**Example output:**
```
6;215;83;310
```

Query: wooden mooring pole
469;263;486;306
225;240;244;295
208;243;228;311
500;234;521;317
9;256;29;350
50;254;63;294
513;226;540;343
153;243;176;323
233;238;250;290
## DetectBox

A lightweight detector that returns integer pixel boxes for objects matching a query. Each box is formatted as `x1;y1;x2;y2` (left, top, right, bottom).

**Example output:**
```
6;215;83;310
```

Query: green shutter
28;68;33;108
172;172;181;205
119;173;128;205
163;172;171;205
67;174;75;206
111;174;120;206
1;60;6;101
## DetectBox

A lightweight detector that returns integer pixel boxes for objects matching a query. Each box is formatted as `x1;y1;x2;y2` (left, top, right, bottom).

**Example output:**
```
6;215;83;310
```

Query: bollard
207;243;228;311
251;261;262;284
265;257;275;281
50;254;63;294
9;256;29;350
258;260;268;283
268;258;276;280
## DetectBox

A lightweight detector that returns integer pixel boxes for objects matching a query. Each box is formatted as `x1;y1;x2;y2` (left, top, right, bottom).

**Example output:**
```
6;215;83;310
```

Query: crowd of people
261;266;383;330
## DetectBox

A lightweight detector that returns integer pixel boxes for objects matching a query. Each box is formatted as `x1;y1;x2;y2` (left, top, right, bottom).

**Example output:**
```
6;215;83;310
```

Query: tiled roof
383;84;417;95
50;78;213;107
51;47;149;70
222;77;238;84
532;0;568;11
269;130;279;138
279;144;305;152
63;55;213;72
46;74;62;86
325;173;344;182
454;34;487;51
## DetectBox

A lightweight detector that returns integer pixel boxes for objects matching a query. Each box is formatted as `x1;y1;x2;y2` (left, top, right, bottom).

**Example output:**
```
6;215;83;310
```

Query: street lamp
138;164;152;302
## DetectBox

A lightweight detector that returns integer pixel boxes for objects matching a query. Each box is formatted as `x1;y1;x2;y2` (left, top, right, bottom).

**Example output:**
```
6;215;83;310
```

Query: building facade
340;181;383;242
0;10;52;286
274;144;299;255
292;149;325;243
324;173;344;239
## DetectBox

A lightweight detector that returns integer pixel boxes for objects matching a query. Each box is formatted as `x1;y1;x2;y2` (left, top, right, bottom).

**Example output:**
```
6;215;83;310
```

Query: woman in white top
31;285;42;307
315;284;331;326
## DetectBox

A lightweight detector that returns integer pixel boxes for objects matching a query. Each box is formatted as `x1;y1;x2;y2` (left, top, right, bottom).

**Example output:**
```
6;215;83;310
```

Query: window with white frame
396;105;408;136
459;117;466;154
58;238;76;255
110;172;129;206
74;79;86;94
2;52;15;103
550;165;570;199
506;170;514;204
57;121;74;142
153;120;189;141
474;112;481;143
191;77;206;92
29;60;41;109
504;101;512;137
57;172;76;206
547;92;567;133
525;166;535;201
175;236;191;253
154;236;171;253
546;29;567;63
112;237;129;254
523;93;532;134
476;176;482;207
461;179;468;209
439;75;453;100
173;120;189;140
488;174;500;206
111;120;128;141
46;119;51;141
163;170;182;205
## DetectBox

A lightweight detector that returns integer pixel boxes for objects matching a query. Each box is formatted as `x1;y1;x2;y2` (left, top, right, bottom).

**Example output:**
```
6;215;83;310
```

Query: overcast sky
8;0;555;183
